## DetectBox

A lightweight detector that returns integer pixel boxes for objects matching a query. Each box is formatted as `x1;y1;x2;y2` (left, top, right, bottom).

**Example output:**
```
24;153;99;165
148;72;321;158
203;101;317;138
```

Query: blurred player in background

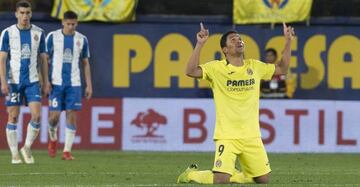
260;48;287;98
46;10;92;160
0;0;50;164
177;22;295;184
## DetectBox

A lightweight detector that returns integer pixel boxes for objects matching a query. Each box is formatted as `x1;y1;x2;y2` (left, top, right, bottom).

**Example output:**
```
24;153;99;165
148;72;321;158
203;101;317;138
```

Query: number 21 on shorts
10;93;20;103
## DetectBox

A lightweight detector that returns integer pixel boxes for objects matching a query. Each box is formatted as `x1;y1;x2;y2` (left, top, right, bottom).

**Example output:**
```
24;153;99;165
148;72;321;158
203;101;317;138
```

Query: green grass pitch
0;151;359;186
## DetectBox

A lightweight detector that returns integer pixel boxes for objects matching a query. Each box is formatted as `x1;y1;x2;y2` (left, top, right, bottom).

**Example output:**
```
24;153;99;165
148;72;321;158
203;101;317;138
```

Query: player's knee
8;112;19;124
31;113;41;123
213;172;231;184
8;115;18;124
49;111;61;125
254;174;270;184
49;117;59;126
66;111;77;124
66;117;76;125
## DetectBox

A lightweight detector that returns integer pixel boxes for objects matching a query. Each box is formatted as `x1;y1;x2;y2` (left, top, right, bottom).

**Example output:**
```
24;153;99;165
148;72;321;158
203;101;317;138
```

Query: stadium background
0;0;359;153
0;1;360;186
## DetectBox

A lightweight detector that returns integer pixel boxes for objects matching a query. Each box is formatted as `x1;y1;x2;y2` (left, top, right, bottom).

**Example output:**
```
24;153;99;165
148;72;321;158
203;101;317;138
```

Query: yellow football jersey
200;59;275;139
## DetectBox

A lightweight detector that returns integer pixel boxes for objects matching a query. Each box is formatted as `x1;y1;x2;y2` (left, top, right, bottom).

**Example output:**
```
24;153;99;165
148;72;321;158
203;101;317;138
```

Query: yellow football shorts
212;138;271;178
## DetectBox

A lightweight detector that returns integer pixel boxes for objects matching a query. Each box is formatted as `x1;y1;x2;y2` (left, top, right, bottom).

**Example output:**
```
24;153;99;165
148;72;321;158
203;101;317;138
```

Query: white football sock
48;123;58;141
6;124;19;157
24;121;40;148
64;124;76;152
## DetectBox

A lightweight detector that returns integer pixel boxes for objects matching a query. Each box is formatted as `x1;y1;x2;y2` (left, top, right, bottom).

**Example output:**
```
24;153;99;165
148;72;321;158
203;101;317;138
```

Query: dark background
1;0;360;17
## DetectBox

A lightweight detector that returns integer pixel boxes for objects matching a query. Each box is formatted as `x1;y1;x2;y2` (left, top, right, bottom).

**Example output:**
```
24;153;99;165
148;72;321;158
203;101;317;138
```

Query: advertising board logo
130;109;167;143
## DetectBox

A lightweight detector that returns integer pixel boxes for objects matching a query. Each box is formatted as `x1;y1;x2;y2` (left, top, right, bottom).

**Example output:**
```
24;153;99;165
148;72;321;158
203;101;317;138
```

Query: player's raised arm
0;51;9;95
274;22;295;75
185;22;209;78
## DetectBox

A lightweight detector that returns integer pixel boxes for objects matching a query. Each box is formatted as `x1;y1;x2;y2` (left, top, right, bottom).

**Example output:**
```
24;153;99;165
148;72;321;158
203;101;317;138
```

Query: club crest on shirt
247;68;253;75
215;159;222;167
34;34;39;41
76;40;81;47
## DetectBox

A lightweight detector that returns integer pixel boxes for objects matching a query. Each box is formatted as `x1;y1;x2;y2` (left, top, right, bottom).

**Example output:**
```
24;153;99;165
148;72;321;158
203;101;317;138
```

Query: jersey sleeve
199;61;216;82
255;59;275;80
80;36;90;59
39;31;46;54
45;33;53;57
0;30;9;52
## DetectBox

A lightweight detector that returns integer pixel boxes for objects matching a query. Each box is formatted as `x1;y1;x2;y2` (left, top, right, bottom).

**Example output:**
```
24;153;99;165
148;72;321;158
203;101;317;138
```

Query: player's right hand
1;83;9;95
197;22;209;44
42;81;52;97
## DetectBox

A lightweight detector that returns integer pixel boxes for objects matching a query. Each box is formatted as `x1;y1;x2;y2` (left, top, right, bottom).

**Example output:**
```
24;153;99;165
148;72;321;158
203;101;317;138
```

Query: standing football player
0;0;51;164
46;10;92;160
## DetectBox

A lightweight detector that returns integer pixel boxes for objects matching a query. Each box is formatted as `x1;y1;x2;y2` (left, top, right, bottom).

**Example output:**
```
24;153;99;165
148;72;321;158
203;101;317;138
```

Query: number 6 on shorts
51;98;58;108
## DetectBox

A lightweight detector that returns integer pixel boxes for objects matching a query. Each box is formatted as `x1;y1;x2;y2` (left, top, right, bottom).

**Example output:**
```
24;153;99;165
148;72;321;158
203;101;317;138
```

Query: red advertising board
0;98;122;150
122;98;360;153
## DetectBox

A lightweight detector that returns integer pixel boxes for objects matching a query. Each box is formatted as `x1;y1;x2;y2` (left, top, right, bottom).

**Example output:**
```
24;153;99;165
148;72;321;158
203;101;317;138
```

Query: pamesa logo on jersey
63;48;73;63
226;78;256;92
263;0;288;9
21;44;31;59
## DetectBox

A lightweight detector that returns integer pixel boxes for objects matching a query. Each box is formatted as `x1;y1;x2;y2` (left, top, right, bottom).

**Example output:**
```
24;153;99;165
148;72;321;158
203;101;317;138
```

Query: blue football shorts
49;85;82;111
5;82;41;106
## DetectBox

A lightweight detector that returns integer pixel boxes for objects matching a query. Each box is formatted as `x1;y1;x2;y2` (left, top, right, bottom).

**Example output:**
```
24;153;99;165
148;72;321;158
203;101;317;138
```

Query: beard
231;49;244;57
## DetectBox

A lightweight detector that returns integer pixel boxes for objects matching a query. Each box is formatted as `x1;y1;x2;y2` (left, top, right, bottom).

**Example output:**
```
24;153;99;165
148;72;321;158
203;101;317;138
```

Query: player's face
224;33;244;56
62;19;78;34
15;7;32;27
265;51;277;64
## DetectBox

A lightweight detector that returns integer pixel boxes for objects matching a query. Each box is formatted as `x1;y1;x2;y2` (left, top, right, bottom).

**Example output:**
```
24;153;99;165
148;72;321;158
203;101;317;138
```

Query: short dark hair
63;10;78;20
220;30;238;48
265;48;277;58
16;0;31;10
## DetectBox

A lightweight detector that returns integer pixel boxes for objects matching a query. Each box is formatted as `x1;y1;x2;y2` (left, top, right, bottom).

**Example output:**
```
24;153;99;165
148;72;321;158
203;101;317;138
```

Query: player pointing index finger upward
178;22;295;184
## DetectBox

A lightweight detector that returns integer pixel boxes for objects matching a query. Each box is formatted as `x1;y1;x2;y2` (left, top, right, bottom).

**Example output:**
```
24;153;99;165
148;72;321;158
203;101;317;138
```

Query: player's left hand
283;22;295;40
85;86;92;99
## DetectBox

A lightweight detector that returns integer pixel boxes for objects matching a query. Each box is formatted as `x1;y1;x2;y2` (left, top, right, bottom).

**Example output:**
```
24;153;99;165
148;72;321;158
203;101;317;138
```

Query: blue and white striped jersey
46;29;90;86
0;24;46;84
